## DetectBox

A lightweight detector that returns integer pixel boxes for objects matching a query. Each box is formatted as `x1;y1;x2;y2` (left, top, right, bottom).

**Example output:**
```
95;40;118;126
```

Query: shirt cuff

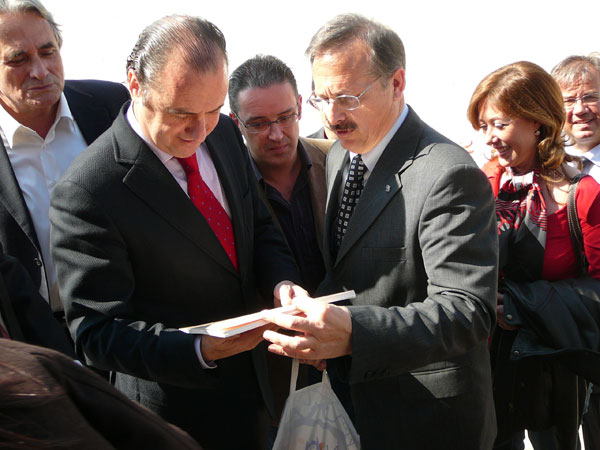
194;336;217;369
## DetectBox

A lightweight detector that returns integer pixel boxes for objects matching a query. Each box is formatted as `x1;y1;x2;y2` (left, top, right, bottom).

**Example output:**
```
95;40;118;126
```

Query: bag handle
289;359;300;394
567;173;589;276
288;359;330;395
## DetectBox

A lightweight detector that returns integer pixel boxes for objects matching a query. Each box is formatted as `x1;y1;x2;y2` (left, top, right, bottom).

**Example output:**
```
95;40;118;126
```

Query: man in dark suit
264;14;499;449
50;15;301;449
0;0;129;318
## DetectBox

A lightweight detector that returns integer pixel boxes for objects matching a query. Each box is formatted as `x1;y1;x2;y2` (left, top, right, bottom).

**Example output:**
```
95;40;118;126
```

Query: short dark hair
306;13;405;78
228;55;298;115
551;53;600;88
126;15;227;90
0;0;62;48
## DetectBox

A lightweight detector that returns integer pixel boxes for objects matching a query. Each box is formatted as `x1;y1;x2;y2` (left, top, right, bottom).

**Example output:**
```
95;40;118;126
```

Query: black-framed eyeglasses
235;111;300;134
563;92;600;110
307;78;380;112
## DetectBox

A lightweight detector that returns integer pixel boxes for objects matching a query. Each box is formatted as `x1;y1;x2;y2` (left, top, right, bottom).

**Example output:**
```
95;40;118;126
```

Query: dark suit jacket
49;107;300;448
320;108;499;449
0;339;202;449
0;252;74;356
0;80;129;301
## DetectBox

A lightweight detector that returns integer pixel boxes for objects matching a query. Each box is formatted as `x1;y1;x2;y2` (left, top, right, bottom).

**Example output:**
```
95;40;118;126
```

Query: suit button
513;350;520;357
33;258;42;267
506;314;513;321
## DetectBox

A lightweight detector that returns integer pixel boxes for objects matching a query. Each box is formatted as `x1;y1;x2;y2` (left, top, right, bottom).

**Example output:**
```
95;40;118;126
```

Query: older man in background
0;0;129;324
552;53;600;450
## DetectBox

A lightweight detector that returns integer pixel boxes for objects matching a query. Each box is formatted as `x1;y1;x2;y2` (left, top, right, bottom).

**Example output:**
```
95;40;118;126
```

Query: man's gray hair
0;0;62;48
126;15;227;90
306;13;405;78
228;55;298;115
551;53;600;88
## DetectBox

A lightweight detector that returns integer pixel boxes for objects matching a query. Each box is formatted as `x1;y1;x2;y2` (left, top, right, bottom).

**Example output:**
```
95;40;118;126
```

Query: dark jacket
492;276;600;448
0;252;74;356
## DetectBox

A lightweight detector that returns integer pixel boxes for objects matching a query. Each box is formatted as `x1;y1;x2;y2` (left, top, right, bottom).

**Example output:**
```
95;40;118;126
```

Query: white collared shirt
0;94;87;307
125;105;231;217
567;143;600;182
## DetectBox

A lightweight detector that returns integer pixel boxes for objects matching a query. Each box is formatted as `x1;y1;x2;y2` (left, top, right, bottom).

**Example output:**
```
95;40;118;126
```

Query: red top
543;175;600;281
482;158;504;197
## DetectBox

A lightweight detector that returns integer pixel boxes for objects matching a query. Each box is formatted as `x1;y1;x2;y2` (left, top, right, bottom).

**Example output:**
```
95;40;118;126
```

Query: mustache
327;121;357;132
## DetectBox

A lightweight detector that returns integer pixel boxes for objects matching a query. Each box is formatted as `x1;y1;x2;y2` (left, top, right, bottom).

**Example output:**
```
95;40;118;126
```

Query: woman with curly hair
468;61;600;450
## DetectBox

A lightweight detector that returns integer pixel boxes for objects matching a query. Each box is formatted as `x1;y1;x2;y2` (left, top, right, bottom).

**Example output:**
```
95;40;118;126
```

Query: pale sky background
44;0;599;151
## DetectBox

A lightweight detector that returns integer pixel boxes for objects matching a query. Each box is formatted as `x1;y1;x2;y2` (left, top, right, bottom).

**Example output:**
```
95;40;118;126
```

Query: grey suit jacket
320;107;498;449
50;107;300;447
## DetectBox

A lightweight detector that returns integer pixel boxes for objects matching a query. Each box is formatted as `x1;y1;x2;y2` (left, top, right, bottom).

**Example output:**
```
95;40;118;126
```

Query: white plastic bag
272;359;360;450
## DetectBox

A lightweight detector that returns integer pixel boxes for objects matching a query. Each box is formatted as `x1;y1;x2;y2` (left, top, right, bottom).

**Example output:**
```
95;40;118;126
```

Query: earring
534;130;540;136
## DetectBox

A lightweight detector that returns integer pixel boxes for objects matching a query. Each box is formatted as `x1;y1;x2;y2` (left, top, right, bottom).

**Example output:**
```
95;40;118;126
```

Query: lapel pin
385;185;391;192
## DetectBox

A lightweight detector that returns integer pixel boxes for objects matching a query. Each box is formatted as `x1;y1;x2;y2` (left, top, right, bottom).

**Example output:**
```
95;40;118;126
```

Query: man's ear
391;67;406;100
296;94;303;120
127;69;142;99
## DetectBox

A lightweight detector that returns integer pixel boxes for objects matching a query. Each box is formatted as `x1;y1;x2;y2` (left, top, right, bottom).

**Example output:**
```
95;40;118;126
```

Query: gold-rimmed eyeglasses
307;78;380;112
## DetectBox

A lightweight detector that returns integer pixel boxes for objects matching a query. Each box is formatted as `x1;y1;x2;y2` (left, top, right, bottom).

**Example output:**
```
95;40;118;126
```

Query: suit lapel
323;144;345;269
0;142;40;249
114;114;237;275
333;109;425;264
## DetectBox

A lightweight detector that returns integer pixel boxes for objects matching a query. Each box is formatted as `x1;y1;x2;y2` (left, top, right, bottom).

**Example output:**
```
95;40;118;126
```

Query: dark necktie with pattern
177;155;238;270
334;154;365;251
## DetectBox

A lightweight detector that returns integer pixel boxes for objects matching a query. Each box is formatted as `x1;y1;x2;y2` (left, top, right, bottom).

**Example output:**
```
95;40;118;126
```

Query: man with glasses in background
229;55;331;296
229;57;334;444
553;54;600;177
552;53;600;450
262;14;499;449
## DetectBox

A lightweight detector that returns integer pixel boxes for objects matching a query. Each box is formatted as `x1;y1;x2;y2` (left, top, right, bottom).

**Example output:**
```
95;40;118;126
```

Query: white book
180;290;355;338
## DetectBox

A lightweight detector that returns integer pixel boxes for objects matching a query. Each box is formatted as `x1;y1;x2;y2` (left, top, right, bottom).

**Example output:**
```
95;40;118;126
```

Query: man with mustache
263;14;499;449
0;0;129;334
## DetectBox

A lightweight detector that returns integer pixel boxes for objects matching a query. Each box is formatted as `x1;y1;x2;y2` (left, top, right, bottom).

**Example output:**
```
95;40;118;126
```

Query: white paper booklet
180;290;355;338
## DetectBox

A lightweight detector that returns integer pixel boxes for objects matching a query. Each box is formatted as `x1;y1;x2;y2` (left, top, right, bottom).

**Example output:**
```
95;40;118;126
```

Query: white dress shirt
0;94;87;308
567;143;600;182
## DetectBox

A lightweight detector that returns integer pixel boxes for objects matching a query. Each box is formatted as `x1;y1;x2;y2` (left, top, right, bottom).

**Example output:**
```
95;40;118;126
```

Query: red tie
177;155;238;270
